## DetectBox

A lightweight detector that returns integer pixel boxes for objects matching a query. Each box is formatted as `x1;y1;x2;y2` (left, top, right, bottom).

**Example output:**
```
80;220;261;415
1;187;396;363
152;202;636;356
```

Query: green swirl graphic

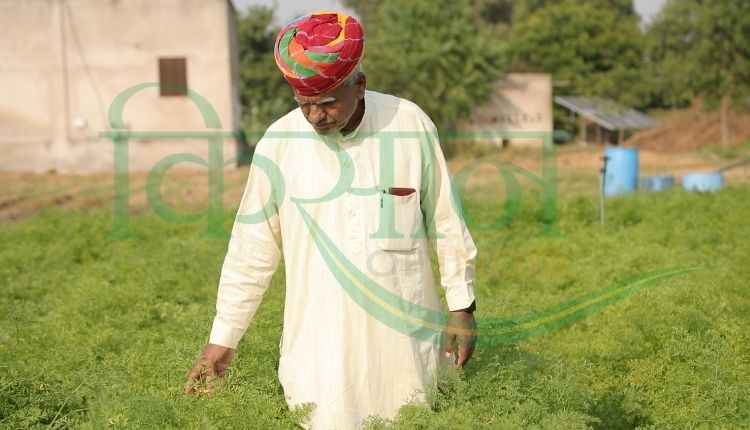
298;201;709;346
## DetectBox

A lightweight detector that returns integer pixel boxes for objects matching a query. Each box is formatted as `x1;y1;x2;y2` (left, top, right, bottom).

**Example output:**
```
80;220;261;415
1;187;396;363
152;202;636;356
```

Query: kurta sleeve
208;140;283;349
417;114;478;311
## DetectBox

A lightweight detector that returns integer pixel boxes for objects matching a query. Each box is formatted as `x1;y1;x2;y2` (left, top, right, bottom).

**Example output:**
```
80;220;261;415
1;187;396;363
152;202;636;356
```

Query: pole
599;155;608;226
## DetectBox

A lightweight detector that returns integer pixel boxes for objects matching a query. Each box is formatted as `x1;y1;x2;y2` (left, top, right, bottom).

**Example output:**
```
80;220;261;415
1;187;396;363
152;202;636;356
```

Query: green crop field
1;170;749;429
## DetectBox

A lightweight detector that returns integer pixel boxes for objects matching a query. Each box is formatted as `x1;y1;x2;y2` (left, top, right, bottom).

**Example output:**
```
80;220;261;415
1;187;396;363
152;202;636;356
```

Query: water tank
604;147;639;196
682;172;724;192
641;175;675;192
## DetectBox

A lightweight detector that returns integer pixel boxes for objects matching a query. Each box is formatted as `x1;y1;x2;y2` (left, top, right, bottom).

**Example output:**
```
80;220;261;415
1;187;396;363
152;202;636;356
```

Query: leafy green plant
1;183;748;429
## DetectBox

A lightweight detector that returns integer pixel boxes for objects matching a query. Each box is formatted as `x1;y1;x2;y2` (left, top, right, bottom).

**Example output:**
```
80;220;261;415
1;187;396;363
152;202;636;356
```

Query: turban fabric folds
274;12;364;96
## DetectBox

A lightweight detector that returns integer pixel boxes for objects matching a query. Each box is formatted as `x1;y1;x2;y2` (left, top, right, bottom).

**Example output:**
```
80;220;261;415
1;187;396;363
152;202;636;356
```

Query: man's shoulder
367;90;424;116
252;108;304;157
366;90;436;131
266;107;304;133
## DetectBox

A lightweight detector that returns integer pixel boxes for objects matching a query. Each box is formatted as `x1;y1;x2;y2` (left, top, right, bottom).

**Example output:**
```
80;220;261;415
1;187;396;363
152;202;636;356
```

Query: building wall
465;73;553;147
0;0;239;172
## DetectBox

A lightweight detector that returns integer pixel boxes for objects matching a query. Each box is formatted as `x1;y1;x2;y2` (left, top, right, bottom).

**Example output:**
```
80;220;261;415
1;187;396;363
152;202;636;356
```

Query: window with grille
158;58;187;96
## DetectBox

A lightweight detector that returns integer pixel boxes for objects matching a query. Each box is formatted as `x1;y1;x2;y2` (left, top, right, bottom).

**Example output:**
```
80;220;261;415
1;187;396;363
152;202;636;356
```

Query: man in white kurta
186;12;477;430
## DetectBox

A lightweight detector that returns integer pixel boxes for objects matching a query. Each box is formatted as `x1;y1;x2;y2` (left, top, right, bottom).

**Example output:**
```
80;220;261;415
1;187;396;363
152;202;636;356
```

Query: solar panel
554;96;657;131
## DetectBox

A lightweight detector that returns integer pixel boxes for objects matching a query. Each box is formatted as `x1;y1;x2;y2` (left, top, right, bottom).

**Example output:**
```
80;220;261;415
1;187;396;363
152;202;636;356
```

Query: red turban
274;12;364;96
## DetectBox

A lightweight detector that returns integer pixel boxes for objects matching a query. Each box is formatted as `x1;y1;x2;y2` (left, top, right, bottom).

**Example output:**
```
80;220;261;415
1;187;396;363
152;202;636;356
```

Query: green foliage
644;0;750;109
362;0;504;156
236;7;296;141
642;1;699;109
511;0;549;22
473;0;514;26
340;0;382;27
513;0;637;22
0;210;295;429
1;181;749;428
470;0;515;40
506;0;648;108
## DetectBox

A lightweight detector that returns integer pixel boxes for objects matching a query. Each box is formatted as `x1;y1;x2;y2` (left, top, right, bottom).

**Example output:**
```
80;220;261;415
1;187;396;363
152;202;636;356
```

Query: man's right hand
184;343;235;395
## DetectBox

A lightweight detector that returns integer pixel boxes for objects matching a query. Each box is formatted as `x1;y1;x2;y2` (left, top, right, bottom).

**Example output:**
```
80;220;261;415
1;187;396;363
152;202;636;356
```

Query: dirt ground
0;168;250;224
627;102;750;152
2;142;748;225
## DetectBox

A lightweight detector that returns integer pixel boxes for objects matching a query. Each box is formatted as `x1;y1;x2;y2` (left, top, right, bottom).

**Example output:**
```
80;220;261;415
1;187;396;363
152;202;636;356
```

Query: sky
231;0;354;24
230;0;669;26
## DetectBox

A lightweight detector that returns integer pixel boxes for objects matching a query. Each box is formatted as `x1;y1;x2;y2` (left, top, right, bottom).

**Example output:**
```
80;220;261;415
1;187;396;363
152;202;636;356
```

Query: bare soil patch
627;102;750;151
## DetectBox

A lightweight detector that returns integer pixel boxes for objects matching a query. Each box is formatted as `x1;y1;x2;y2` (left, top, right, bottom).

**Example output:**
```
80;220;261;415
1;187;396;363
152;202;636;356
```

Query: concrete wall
465;73;553;147
0;0;240;173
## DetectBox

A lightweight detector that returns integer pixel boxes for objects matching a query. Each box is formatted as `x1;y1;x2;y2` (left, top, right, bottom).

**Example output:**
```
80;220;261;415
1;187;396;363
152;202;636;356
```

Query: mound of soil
627;102;750;151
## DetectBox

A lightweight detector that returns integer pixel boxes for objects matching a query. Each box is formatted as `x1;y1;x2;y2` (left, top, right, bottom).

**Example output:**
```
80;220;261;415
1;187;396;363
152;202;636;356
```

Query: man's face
294;74;366;135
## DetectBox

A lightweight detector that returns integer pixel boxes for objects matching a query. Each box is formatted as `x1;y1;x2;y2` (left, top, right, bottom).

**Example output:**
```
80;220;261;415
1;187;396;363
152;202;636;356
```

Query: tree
646;0;750;145
340;0;382;27
642;1;697;109
467;0;515;42
236;7;296;145
472;0;514;25
506;1;648;108
513;0;637;22
362;0;504;155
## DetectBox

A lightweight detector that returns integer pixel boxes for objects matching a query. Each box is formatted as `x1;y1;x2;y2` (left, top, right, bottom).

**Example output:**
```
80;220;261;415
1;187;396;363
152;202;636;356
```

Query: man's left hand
444;310;477;368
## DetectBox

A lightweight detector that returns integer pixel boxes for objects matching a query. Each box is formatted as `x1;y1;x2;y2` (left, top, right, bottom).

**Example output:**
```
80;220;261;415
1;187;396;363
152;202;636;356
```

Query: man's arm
417;115;478;368
185;143;283;394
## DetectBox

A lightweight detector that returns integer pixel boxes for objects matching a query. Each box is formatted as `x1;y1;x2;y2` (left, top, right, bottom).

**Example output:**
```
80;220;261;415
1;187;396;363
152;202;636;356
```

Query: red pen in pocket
388;187;416;197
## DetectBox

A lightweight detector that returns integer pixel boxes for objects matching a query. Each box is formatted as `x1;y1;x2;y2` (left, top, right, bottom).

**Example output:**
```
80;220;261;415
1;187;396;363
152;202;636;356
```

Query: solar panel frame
554;96;657;131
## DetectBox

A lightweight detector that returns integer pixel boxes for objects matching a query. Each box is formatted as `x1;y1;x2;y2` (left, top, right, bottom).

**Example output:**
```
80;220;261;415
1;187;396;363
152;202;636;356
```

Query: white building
0;0;241;173
465;73;554;147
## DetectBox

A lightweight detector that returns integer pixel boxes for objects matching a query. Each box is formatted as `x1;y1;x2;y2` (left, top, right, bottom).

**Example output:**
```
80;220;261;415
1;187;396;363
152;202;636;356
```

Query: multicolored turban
274;12;364;96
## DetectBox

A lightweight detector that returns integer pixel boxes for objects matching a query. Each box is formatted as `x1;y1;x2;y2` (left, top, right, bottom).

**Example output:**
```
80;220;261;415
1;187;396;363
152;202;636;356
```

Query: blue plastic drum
682;172;724;192
604;147;639;196
641;175;675;192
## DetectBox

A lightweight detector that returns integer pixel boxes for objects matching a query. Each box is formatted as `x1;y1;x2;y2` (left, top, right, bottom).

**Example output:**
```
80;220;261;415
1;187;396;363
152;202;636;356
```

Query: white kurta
209;91;477;429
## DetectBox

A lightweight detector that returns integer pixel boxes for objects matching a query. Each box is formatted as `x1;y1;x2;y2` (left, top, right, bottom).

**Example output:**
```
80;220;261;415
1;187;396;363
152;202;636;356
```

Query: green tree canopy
345;0;514;40
340;0;382;26
513;0;637;22
642;0;698;109
362;0;504;143
646;1;750;105
645;0;750;144
506;0;647;108
236;7;296;140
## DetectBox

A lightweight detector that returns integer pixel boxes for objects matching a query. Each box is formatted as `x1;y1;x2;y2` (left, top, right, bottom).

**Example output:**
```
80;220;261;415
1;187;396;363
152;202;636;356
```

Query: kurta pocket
373;190;422;251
